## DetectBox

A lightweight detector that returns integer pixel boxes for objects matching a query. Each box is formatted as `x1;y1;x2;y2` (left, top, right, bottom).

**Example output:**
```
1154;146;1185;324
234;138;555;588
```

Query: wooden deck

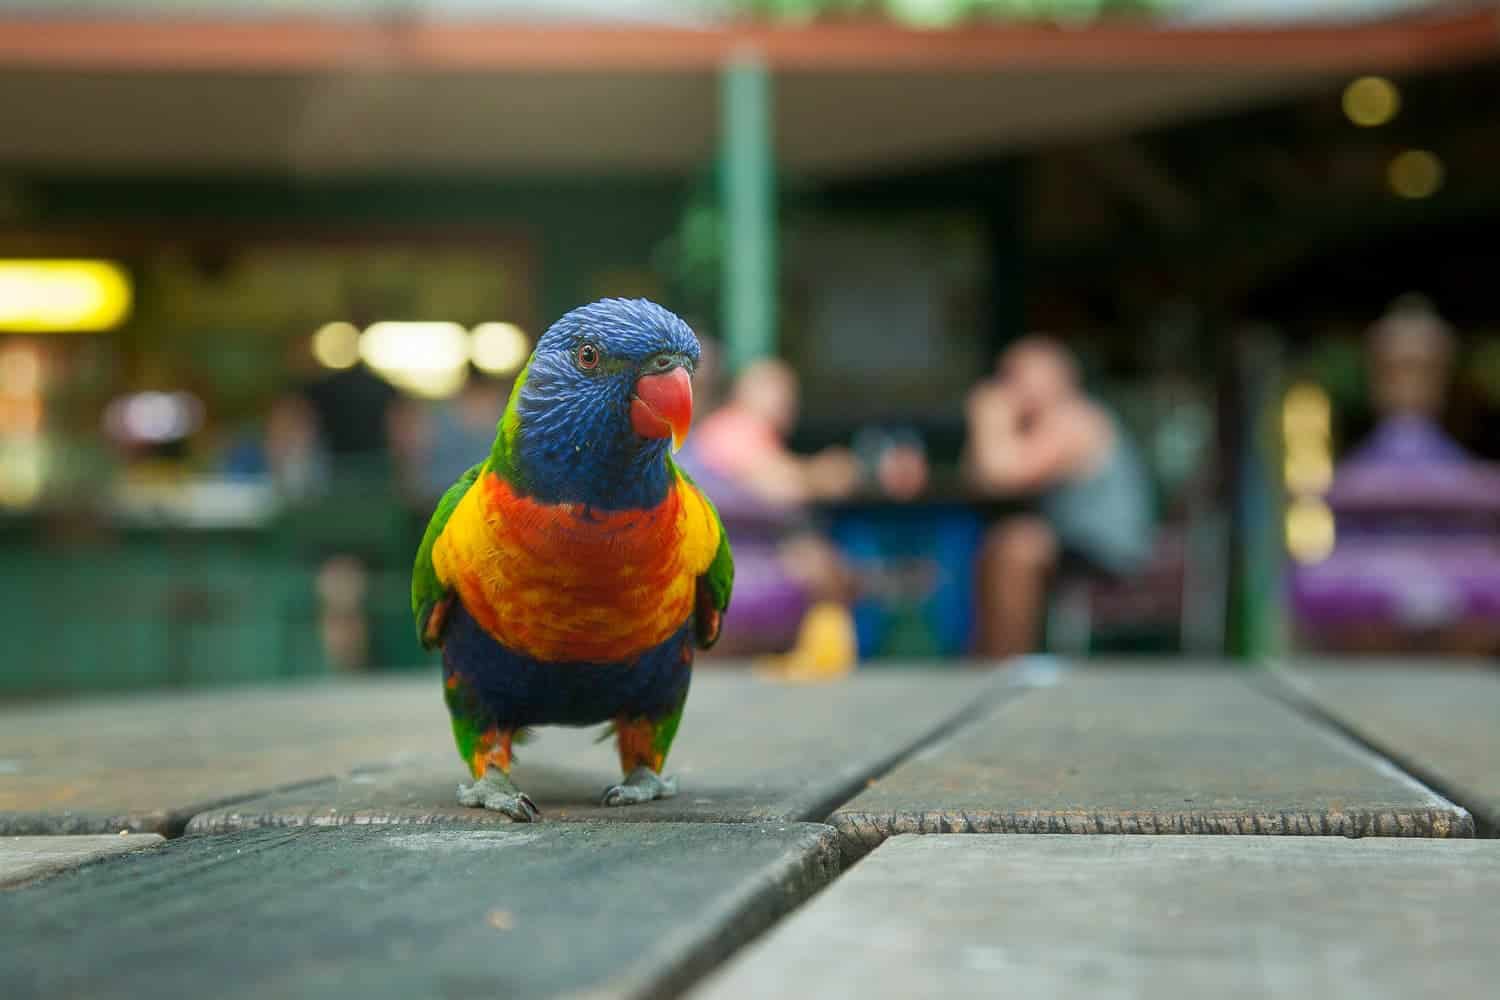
2;661;1497;998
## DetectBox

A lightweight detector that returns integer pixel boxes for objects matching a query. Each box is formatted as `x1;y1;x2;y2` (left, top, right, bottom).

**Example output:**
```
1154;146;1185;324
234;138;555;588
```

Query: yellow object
0;260;132;333
311;321;361;370
1388;150;1444;200
755;602;858;683
1342;76;1400;128
1286;497;1336;565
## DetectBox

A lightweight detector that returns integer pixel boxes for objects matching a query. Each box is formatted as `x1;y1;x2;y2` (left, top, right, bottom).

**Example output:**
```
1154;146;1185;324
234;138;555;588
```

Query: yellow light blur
1284;447;1333;496
1342;76;1400;127
359;321;470;399
1286;497;1336;564
1281;383;1330;441
311;321;361;370
470;322;530;376
1388;150;1444;200
0;260;132;333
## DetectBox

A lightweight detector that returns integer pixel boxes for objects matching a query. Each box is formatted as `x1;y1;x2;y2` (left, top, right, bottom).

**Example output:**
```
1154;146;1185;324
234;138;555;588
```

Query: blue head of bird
503;298;701;511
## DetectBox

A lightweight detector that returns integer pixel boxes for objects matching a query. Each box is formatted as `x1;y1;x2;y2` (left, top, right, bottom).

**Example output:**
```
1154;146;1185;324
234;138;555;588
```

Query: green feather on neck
488;360;530;483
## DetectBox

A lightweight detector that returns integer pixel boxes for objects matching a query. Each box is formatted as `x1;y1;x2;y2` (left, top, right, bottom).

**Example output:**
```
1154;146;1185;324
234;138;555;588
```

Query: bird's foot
601;766;678;807
457;767;540;822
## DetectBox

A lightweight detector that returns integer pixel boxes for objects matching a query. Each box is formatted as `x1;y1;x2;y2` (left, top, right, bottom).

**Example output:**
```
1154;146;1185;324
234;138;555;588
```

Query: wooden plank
830;669;1471;861
0;676;454;835
187;670;1005;832
0;11;1493;73
694;834;1500;999
1273;663;1500;833
0;823;838;1000
0;834;163;889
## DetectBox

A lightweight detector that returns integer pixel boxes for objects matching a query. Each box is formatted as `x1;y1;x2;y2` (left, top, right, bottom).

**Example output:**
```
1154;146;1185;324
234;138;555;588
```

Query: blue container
829;504;982;660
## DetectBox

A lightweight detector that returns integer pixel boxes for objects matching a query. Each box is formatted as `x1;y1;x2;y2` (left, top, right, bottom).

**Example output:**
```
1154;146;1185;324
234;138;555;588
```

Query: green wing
672;459;734;649
411;461;484;649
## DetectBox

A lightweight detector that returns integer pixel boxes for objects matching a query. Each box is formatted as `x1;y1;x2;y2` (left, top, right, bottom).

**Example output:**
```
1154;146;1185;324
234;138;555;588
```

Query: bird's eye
576;343;600;370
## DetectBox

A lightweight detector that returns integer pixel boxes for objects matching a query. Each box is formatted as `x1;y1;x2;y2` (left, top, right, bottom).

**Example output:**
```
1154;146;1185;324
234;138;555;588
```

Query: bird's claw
601;766;678;807
457;769;541;822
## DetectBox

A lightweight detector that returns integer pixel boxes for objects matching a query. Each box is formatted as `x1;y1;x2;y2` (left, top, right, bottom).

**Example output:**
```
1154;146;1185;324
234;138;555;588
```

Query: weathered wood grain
0;834;163;889
0;823;839;1000
187;669;1007;831
0;676;453;835
694;834;1500;999
830;669;1471;861
1272;662;1500;832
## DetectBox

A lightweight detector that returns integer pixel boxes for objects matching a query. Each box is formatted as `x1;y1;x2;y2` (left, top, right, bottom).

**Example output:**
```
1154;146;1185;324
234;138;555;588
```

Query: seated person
680;357;859;668
692;357;860;506
965;336;1155;658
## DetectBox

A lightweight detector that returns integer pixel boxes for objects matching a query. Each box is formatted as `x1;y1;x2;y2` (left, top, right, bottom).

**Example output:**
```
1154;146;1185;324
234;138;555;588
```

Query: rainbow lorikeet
411;299;734;821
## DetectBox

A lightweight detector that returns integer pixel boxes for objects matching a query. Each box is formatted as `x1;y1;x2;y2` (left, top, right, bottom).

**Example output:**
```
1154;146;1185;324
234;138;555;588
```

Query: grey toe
601;766;677;807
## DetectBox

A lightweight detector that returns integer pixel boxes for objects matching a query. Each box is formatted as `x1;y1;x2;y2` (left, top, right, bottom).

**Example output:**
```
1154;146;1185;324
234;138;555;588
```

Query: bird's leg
601;714;680;806
457;726;540;822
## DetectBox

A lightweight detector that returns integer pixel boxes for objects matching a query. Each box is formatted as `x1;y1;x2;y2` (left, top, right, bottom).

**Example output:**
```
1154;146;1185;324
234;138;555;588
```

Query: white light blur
470;322;530;376
104;391;205;445
359;321;470;399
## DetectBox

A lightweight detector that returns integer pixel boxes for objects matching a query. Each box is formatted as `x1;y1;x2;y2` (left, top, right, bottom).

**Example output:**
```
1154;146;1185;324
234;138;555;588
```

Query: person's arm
1005;402;1114;491
966;384;1031;493
968;391;1107;495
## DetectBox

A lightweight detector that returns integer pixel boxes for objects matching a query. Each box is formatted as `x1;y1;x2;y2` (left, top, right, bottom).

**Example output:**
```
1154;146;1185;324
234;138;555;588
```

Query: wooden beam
0;10;1494;75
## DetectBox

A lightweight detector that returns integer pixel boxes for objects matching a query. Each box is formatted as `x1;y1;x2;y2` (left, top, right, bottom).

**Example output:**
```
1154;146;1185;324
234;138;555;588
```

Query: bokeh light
1388;149;1444;200
1285;497;1336;564
1284;449;1333;496
1281;383;1330;441
311;321;361;370
0;260;132;333
1341;76;1400;127
359;321;470;399
103;391;205;445
470;323;530;376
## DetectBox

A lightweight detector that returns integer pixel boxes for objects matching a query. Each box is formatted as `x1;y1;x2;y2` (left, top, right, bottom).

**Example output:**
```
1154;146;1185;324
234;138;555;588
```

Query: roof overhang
0;9;1493;175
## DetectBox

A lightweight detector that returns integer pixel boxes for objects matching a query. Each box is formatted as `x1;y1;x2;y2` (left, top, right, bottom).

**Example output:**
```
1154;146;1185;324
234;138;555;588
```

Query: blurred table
3;660;1498;998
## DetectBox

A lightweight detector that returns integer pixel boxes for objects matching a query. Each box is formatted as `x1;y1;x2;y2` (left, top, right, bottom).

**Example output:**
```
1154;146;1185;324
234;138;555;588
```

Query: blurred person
292;344;403;672
1367;294;1452;420
678;357;858;671
220;393;329;502
966;336;1154;658
1295;297;1500;658
691;333;727;415
262;393;329;501
396;371;512;507
300;354;400;480
692;358;861;506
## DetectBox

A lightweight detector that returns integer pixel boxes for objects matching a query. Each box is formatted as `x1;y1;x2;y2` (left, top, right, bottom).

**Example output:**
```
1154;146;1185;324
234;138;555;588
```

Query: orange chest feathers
431;471;719;663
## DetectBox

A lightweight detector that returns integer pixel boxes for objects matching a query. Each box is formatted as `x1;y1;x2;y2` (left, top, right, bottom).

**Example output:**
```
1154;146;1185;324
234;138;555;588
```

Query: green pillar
720;52;777;371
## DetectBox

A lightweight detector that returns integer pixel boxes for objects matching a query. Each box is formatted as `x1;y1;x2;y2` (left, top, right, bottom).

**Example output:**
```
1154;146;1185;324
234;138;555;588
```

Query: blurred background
0;0;1496;696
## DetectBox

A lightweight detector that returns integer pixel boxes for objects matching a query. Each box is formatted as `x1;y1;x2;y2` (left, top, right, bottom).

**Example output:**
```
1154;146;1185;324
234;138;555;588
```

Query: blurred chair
1045;382;1228;656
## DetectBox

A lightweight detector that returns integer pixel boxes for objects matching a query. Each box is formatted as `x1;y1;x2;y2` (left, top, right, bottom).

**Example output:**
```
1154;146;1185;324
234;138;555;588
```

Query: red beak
631;366;693;452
